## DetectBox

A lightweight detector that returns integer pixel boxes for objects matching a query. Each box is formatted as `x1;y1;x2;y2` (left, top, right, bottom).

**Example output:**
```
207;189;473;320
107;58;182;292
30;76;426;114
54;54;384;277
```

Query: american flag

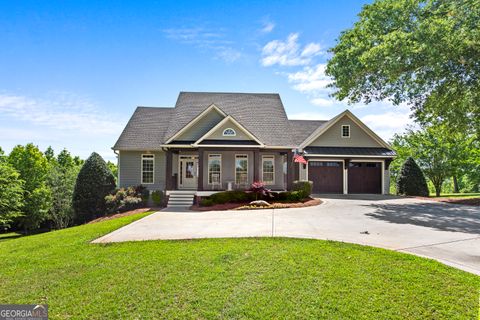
293;153;307;164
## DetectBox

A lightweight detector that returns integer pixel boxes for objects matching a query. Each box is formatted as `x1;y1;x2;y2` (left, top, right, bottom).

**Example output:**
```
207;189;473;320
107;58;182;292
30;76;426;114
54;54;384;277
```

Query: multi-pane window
262;156;275;184
223;128;236;136
208;154;222;185
342;125;350;138
141;154;154;184
235;154;248;185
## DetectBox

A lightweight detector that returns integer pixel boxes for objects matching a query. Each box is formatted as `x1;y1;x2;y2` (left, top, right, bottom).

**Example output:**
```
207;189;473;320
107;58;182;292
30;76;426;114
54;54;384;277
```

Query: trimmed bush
151;190;163;206
73;152;116;222
293;180;313;198
200;199;214;207
105;186;146;214
396;157;429;197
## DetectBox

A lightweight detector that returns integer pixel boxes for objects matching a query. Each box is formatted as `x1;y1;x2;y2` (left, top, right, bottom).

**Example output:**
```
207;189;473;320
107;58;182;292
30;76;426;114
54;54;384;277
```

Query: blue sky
0;0;412;161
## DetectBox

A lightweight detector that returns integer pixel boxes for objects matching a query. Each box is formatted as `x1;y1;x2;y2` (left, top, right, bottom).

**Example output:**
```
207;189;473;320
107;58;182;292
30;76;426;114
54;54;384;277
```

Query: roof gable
166;104;226;143
300;110;391;149
166;92;295;147
193;116;264;147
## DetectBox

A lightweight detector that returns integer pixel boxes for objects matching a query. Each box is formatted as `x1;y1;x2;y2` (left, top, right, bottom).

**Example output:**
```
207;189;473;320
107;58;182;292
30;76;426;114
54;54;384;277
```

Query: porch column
253;149;260;181
286;151;294;190
165;150;173;190
343;159;350;195
198;148;204;191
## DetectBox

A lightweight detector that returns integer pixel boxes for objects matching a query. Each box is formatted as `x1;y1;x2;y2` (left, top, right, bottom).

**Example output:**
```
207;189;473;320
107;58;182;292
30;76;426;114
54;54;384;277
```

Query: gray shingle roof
166;92;295;146
113;107;174;150
289;120;328;145
304;147;396;157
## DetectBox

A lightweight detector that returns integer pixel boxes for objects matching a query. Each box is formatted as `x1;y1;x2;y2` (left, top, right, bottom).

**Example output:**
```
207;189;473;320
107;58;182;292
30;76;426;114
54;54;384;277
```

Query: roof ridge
179;91;280;96
136;106;174;109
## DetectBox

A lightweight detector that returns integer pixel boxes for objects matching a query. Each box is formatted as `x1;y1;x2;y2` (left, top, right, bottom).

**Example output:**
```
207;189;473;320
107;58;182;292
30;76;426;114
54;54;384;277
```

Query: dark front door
308;161;343;193
348;162;382;194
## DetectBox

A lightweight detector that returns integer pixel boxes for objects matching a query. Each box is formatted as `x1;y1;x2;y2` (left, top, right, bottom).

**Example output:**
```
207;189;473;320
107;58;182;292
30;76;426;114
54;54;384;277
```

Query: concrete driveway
93;195;480;276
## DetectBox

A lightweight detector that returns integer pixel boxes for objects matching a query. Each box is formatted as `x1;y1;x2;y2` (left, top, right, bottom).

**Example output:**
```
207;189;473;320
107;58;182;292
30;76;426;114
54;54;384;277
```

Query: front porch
164;148;296;192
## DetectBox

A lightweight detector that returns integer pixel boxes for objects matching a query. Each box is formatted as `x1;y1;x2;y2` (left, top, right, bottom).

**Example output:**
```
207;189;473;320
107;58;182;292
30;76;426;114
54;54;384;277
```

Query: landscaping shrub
105;186;148;214
200;199;214;207
151;190;163;206
293;180;313;198
200;191;254;206
396;157;429;197
248;181;273;200
73;152;116;222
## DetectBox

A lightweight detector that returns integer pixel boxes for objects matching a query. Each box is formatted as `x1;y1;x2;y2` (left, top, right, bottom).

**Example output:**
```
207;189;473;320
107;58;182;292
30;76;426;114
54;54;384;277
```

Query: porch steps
167;192;195;208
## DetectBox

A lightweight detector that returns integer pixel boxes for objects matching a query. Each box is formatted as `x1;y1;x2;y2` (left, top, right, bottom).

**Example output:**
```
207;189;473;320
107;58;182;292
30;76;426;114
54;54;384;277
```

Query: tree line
0;144;118;232
326;0;480;196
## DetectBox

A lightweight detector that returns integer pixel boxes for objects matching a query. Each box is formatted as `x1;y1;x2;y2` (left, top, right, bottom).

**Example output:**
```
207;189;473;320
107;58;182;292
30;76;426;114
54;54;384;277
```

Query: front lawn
430;192;480;199
0;212;478;319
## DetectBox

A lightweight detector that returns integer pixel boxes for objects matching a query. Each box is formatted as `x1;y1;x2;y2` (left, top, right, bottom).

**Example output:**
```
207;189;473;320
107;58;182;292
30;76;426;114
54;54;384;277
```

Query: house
113;92;396;199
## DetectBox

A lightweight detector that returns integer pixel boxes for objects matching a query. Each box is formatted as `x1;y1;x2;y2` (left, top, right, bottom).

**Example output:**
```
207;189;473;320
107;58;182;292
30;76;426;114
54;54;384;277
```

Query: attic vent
223;128;236;136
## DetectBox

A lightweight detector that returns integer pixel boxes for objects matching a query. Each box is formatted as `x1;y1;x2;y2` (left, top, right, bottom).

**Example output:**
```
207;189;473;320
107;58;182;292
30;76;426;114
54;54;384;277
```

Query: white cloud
261;33;323;67
311;97;335;107
0;92;125;135
261;21;275;33
361;107;414;141
163;27;241;63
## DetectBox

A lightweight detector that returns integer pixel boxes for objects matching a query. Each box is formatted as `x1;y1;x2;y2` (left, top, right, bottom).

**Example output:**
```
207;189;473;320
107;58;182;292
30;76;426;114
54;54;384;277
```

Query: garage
308;161;343;193
348;162;382;194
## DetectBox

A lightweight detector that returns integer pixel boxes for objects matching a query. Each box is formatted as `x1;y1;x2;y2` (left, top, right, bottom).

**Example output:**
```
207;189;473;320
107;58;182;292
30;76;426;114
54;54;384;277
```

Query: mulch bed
88;207;162;224
416;197;480;206
190;198;322;211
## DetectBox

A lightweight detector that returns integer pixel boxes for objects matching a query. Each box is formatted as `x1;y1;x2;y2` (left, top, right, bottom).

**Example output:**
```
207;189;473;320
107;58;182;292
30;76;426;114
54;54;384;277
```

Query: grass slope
430;192;480;199
0;212;478;319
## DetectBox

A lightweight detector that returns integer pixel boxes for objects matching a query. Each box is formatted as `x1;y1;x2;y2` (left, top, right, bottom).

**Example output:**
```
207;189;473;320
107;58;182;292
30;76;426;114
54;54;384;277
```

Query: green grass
0;231;23;242
0;212;479;319
430;192;480;198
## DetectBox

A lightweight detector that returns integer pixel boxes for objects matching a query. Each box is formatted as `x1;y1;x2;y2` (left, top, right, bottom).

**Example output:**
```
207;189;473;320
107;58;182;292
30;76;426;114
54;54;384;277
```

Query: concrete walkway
93;195;480;276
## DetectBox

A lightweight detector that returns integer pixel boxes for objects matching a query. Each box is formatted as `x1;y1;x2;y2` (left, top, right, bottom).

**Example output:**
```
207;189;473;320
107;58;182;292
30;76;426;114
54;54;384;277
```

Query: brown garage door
348;162;382;194
308;161;343;193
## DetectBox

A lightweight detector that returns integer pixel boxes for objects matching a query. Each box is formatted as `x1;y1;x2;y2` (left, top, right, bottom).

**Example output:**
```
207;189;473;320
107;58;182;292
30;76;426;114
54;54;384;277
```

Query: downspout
113;149;120;187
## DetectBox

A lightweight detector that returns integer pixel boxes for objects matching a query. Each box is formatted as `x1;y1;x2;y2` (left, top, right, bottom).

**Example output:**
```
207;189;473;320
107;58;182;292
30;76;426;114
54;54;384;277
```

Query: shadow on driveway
364;202;480;234
313;194;404;201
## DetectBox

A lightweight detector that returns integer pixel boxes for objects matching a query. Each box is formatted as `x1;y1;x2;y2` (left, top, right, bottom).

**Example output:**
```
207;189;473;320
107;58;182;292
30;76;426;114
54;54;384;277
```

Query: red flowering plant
248;181;273;200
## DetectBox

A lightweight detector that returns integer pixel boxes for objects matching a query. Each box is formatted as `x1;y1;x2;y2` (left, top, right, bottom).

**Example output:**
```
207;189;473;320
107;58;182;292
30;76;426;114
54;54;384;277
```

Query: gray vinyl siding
119;150;166;190
309;115;382;148
175;108;224;141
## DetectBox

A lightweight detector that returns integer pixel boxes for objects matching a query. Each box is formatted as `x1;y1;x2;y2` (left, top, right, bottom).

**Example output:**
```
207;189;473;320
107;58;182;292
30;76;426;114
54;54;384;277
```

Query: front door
179;156;198;189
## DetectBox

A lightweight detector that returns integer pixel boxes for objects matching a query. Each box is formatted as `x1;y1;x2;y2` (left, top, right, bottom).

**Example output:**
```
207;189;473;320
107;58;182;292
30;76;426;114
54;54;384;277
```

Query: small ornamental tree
396;157;429;197
73;152;116;222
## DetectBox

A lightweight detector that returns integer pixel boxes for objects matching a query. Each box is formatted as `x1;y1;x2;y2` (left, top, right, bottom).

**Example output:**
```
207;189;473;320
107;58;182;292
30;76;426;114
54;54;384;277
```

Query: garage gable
301;110;390;149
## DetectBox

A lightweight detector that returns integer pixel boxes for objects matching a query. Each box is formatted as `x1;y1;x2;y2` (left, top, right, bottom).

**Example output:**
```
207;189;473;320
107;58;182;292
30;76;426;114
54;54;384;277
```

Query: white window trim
207;154;222;185
141;154;155;185
261;155;275;185
223;128;237;137
234;154;248;185
341;125;350;138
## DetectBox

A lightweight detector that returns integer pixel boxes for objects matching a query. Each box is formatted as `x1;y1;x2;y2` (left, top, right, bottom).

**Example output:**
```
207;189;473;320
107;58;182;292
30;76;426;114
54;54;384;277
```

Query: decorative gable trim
193;115;265;147
299;110;391;149
165;104;227;144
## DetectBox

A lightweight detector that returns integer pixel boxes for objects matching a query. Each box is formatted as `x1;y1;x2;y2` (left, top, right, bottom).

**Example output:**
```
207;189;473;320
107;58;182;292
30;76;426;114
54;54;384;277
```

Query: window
208;154;222;184
222;128;236;136
262;156;275;184
141;154;154;184
341;125;350;138
310;161;341;167
235;154;248;185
